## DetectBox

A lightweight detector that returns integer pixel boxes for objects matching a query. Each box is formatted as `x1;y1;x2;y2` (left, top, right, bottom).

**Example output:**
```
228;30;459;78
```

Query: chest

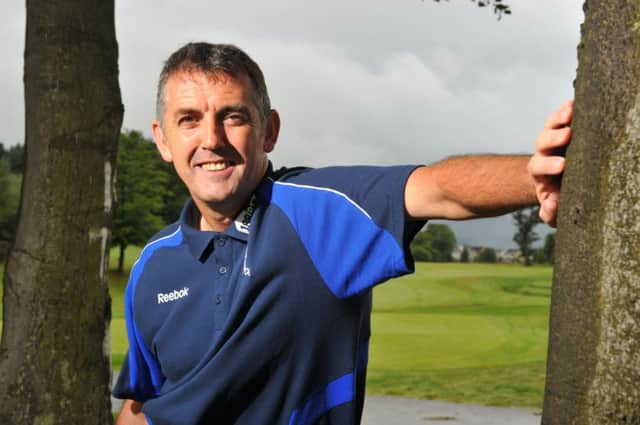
134;228;358;385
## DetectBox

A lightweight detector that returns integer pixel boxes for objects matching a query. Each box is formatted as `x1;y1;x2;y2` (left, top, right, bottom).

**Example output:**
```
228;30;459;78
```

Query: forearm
405;154;537;220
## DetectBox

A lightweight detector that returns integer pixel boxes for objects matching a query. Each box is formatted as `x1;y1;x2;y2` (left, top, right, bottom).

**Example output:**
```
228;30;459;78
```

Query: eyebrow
172;105;254;123
174;108;201;119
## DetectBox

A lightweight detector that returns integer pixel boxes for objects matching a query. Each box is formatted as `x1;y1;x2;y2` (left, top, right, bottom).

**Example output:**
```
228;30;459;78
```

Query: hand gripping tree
0;1;123;424
543;1;640;423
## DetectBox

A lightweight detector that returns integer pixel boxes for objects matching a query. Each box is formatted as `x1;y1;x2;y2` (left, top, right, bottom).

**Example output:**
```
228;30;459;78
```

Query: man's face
152;70;279;220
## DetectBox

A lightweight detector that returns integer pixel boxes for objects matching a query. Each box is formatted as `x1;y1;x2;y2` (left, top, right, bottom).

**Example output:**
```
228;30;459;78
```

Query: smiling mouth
200;161;231;171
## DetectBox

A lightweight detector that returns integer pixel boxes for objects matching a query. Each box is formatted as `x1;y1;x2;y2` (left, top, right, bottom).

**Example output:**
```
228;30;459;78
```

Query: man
113;42;571;425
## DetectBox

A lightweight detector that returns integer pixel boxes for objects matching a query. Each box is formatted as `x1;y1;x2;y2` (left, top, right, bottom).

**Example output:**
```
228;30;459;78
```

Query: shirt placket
212;235;231;332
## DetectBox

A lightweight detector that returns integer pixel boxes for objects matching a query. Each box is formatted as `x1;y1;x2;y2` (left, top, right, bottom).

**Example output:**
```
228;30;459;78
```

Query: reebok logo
234;194;257;234
157;287;189;304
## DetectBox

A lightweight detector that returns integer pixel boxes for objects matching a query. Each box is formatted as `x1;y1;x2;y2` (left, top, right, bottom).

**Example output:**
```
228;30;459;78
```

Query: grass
108;246;142;371
368;263;552;408
1;252;552;409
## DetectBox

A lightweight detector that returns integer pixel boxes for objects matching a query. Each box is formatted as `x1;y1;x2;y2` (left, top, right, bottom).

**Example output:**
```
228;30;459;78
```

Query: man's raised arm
405;100;573;226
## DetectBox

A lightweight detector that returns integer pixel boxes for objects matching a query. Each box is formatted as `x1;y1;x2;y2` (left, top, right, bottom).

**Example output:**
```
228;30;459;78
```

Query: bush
476;247;497;263
411;223;457;262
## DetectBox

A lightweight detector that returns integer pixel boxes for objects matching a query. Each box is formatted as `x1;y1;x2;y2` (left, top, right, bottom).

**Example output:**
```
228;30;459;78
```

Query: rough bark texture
543;1;640;424
0;1;123;424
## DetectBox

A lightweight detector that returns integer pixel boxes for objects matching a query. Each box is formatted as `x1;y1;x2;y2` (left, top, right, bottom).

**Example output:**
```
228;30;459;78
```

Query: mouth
198;160;232;171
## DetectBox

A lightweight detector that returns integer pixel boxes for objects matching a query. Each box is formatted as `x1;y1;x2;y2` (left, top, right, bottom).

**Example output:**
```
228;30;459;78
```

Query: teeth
201;161;227;171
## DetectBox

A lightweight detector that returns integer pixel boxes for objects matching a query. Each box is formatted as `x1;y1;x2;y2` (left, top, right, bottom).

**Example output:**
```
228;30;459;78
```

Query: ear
152;120;173;163
263;109;280;154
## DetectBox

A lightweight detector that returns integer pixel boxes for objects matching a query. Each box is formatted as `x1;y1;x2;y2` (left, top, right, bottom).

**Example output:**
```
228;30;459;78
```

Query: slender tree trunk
543;1;640;423
523;234;531;266
0;1;123;424
118;243;126;274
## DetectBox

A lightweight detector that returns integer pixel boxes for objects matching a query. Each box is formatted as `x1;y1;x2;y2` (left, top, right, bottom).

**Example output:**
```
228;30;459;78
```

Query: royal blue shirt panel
273;165;424;258
112;164;424;424
288;372;355;425
261;175;410;298
113;225;184;401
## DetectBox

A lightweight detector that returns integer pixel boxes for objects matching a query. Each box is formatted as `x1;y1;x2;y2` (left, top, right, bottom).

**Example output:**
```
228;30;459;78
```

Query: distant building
452;245;522;263
496;248;521;263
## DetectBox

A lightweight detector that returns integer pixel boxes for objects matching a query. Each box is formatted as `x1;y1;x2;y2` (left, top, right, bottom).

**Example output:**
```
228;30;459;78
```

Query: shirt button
218;266;228;275
215;294;222;304
217;238;227;247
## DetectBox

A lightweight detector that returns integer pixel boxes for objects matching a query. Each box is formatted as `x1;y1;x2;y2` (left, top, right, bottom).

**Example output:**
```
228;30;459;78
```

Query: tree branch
431;0;512;19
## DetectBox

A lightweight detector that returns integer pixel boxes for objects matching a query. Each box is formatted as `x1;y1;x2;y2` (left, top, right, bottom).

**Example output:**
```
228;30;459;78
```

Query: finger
535;127;571;153
536;177;562;212
539;192;559;227
543;100;574;130
528;155;566;177
539;205;557;227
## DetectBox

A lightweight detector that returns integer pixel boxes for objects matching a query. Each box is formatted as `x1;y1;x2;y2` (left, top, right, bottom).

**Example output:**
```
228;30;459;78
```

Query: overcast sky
1;1;584;248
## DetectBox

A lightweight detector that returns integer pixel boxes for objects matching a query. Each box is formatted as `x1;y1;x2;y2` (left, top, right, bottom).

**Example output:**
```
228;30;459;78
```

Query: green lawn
1;254;552;409
108;246;142;371
368;263;552;408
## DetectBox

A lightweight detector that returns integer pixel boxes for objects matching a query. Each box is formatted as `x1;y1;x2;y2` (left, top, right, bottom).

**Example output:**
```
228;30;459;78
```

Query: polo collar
177;184;267;260
177;200;217;260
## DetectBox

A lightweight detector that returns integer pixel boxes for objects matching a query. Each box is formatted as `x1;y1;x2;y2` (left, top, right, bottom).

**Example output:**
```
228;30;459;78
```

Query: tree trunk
543;1;640;424
118;243;126;274
0;1;123;424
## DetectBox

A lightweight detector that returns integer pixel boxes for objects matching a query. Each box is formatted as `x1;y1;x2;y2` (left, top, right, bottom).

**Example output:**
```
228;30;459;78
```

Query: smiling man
113;42;571;425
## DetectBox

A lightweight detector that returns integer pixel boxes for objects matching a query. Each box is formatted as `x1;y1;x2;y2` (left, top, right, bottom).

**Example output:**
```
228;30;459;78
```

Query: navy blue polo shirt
113;165;424;425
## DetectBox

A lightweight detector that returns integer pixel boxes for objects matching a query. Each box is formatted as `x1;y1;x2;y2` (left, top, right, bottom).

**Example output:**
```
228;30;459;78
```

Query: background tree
534;232;555;265
543;1;640;423
411;223;457;262
411;235;437;262
476;247;497;263
0;157;21;244
0;1;123;423
460;246;470;263
542;232;555;264
112;130;169;273
433;0;511;19
0;143;25;174
512;206;541;266
158;159;190;226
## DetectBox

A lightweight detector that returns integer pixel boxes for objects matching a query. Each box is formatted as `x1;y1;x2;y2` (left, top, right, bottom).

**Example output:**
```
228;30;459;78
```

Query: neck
199;210;234;232
194;192;255;232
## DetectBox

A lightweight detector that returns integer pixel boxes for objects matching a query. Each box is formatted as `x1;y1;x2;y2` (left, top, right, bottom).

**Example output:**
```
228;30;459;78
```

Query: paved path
362;396;541;425
112;380;540;425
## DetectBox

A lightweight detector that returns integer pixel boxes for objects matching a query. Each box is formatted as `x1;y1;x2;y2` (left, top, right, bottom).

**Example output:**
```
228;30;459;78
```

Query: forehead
164;70;255;108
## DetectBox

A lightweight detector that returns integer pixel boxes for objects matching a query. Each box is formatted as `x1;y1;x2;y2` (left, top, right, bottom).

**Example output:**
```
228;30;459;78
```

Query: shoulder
265;164;419;213
272;164;418;187
144;223;183;249
128;223;184;293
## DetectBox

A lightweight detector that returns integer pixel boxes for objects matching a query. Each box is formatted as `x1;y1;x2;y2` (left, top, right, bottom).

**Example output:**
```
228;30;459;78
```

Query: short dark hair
156;43;271;125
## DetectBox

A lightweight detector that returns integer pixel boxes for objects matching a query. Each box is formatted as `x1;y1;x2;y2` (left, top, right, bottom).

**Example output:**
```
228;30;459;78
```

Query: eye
177;113;200;127
223;113;249;126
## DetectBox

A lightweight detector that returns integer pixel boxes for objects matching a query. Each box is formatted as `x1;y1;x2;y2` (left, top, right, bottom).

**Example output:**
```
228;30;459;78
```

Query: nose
200;115;226;150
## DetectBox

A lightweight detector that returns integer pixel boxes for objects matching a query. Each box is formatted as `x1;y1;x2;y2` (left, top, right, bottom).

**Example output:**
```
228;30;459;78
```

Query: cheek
173;135;199;161
231;131;262;157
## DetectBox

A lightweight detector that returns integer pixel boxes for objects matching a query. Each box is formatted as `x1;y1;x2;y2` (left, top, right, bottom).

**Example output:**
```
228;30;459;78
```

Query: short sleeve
261;165;425;298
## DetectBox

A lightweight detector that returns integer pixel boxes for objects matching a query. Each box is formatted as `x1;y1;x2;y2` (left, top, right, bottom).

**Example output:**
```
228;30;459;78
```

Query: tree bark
543;1;640;424
118;244;126;274
0;1;123;424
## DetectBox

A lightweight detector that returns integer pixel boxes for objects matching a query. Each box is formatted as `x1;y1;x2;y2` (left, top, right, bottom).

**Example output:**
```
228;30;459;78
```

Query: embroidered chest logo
157;287;190;304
